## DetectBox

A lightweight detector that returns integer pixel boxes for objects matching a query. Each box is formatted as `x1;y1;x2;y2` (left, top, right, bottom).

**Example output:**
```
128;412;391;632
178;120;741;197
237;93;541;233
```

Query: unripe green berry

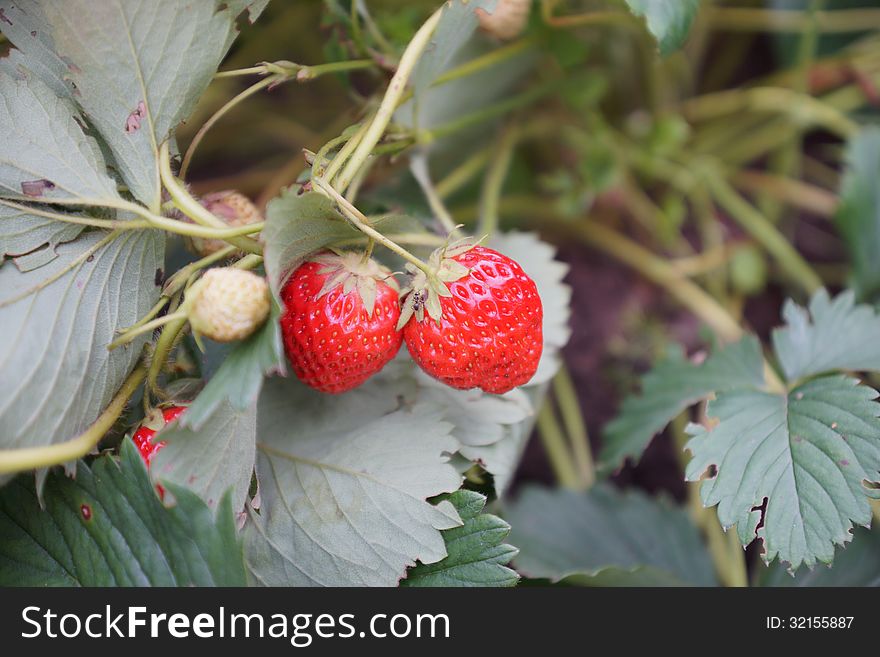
729;245;768;296
186;268;270;343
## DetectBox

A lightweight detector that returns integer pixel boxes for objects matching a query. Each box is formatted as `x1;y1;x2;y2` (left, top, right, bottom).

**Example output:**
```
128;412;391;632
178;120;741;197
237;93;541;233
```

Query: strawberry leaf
0;0;254;207
505;485;717;586
685;376;880;571
835;128;880;301
411;0;498;108
599;336;765;474
0;441;246;586
182;300;285;430
152;398;257;513
624;0;701;56
397;2;534;136
263;188;418;300
244;374;463;586
402;490;519;587
772;289;880;381
0;53;120;203
756;527;880;586
0;230;164;473
0;201;84;270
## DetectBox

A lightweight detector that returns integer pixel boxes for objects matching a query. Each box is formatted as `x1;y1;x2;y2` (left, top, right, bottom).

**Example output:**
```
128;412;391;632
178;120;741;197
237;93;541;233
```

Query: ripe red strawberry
132;406;185;498
280;252;403;393
401;244;542;394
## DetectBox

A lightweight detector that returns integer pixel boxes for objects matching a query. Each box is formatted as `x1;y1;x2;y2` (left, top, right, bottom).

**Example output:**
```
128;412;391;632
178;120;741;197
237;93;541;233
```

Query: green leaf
402;490;519;587
505;485;717;586
399;7;535;137
263;189;354;299
410;0;498;108
244;374;463;586
0;201;83;270
685;375;880;571
1;0;247;207
0;53;120;202
599;336;765;473
0;230;164;458
152;398;256;513
834;129;880;300
756;527;880;587
182;300;285;429
0;441;246;586
263;188;418;299
772;289;880;382
624;0;701;55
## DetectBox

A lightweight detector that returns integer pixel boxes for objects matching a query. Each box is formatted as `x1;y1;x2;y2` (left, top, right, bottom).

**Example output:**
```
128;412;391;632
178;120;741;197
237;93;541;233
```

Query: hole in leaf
696;463;718;481
750;496;768;537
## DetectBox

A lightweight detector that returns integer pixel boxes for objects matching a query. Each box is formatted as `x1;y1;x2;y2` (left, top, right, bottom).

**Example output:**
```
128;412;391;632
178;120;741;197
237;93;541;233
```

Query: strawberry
476;0;532;40
132;406;186;498
185;267;271;343
400;243;542;394
189;190;263;257
132;406;185;466
280;251;403;393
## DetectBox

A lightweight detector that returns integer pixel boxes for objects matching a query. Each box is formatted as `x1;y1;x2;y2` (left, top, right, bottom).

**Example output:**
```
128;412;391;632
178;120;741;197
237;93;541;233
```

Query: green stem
706;7;880;33
162;245;238;297
324;118;372;185
392;35;539;114
0;199;150;230
566;218;745;343
335;7;444;192
107;311;187;350
313;177;433;276
214;65;268;78
147;315;188;392
553;365;594;489
762;0;825;223
410;153;460;236
537;401;582;490
435;146;493;200
543;7;634;29
159;143;262;254
234;254;264;271
0;364;146;474
331;232;446;249
119;296;172;333
428;80;563;141
181;75;281;178
297;59;374;81
733;170;838;218
27;191;261;243
477;126;518;237
683;87;860;140
704;172;823;296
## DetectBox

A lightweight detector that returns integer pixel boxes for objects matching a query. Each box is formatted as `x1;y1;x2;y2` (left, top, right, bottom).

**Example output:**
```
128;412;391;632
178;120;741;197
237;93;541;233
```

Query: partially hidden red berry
132;406;185;498
403;245;542;394
280;252;404;394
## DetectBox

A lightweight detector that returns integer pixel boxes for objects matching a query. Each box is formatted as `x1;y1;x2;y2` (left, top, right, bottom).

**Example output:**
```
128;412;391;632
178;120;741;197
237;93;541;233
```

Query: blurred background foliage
176;0;880;583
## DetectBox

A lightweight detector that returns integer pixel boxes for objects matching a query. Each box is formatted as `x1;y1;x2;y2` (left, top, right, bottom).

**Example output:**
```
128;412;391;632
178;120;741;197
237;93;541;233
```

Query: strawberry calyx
310;250;399;318
396;235;484;330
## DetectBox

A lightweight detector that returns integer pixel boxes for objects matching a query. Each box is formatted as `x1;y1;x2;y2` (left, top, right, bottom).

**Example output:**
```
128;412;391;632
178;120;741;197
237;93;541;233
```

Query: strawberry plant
1;0;880;590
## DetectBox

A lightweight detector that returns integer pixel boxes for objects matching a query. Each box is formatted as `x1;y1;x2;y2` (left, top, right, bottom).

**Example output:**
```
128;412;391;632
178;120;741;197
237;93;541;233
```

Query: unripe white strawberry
189;190;263;257
477;0;532;40
185;268;270;343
